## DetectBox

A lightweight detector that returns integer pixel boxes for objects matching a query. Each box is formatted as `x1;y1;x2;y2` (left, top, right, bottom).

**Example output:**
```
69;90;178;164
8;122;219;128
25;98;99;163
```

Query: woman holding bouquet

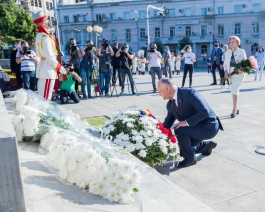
223;36;247;118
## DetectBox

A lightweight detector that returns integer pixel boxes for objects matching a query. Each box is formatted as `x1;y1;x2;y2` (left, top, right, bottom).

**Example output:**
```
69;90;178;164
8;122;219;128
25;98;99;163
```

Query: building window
34;0;37;6
139;11;145;19
252;22;259;34
111;29;117;40
217;6;224;14
201;25;207;35
110;13;116;21
38;0;41;7
96;14;102;22
169;9;175;17
201;8;207;15
140;28;145;38
124;12;130;20
184;8;192;16
74;31;81;44
185;26;191;36
155;28;160;38
125;29;131;39
169;27;175;37
253;4;260;12
235;23;241;35
154;10;160;18
83;15;88;22
31;0;34;6
46;2;49;10
218;24;224;35
234;5;242;13
49;3;52;9
64;16;69;23
51;17;54;26
73;15;79;23
201;45;208;56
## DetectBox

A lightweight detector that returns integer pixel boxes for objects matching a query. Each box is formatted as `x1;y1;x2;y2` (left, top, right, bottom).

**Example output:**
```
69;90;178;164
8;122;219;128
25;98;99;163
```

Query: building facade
57;0;265;59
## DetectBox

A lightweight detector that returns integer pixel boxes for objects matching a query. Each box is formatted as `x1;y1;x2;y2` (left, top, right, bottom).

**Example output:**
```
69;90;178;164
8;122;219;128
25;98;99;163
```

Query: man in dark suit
111;42;121;86
10;40;22;89
158;78;223;168
210;40;224;85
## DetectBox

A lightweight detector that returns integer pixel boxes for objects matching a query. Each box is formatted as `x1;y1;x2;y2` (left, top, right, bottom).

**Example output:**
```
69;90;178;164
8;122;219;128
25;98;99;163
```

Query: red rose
170;136;177;143
161;128;169;135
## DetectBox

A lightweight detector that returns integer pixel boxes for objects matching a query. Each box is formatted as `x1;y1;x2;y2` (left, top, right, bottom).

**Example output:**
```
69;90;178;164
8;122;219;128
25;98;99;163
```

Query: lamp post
86;25;103;47
132;10;140;51
146;5;165;48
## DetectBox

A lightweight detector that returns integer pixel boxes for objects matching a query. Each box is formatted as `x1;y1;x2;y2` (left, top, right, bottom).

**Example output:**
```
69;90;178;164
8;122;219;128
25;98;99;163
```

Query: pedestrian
158;78;223;168
223;36;247;118
175;54;181;75
170;52;175;75
180;45;196;88
10;40;23;89
33;11;67;100
16;41;39;91
254;46;265;81
148;43;162;93
97;42;114;96
210;40;224;85
137;54;146;75
163;46;172;78
206;57;211;73
221;45;230;88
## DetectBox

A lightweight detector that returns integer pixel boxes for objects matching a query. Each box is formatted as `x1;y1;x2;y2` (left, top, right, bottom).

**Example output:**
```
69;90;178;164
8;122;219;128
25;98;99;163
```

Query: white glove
59;66;66;74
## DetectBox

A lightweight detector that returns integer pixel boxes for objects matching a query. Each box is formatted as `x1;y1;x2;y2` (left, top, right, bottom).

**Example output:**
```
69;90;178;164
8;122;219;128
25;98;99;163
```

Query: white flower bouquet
101;109;179;167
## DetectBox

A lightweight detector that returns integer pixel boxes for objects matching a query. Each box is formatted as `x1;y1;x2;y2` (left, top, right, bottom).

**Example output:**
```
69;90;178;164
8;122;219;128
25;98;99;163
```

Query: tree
178;36;193;53
0;0;37;45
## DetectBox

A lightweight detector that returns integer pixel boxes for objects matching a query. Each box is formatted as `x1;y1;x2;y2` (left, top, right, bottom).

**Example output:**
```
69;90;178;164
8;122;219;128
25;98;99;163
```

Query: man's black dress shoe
177;156;197;168
202;141;217;156
210;83;217;85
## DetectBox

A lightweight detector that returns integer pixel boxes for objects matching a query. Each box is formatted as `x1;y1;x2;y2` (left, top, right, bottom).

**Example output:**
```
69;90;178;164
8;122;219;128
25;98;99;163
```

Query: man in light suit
158;78;223;168
210;40;224;85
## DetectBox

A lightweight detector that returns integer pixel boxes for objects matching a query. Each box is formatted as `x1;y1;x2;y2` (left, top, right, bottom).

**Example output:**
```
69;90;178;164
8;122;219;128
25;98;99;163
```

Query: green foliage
0;0;37;44
155;41;163;54
178;36;193;52
84;116;109;127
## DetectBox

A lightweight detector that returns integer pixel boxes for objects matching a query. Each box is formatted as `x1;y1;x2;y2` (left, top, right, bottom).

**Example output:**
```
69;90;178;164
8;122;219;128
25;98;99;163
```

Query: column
193;43;197;56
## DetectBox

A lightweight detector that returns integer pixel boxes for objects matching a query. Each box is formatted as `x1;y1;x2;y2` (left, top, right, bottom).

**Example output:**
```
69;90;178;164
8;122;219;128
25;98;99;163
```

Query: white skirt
229;67;244;95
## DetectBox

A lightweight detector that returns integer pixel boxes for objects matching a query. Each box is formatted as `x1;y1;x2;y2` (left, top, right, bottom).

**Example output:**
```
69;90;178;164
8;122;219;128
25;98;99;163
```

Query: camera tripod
111;69;139;97
92;68;103;98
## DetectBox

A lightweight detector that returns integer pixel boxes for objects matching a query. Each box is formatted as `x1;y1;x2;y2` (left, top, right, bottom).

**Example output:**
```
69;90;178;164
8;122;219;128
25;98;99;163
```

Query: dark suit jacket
210;47;224;65
10;49;21;74
163;88;223;131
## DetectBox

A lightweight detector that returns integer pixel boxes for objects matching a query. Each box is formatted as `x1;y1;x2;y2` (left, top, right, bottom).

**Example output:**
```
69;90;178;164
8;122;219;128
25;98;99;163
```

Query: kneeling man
158;78;223;168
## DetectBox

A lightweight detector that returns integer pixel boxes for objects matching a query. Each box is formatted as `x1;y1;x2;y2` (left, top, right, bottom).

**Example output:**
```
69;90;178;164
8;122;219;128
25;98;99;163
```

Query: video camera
64;63;74;72
71;43;77;51
85;45;93;52
20;46;31;55
102;38;109;50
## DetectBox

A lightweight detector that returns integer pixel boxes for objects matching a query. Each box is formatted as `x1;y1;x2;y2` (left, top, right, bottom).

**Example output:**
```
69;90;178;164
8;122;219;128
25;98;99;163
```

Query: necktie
172;99;180;117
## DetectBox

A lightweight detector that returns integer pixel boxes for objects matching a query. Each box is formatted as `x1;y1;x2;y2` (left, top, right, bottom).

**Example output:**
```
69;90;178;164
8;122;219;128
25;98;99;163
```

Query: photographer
111;42;121;85
10;40;23;89
115;43;136;95
163;46;172;78
16;41;39;91
97;40;114;96
68;38;81;94
148;43;162;93
59;63;82;104
79;40;95;99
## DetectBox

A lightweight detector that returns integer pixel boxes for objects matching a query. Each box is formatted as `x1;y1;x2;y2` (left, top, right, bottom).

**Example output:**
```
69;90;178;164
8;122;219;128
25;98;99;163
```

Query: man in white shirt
148;44;162;93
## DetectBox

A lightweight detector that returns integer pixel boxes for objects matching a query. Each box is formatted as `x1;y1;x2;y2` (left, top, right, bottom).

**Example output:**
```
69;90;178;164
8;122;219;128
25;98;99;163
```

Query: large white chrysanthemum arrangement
101;110;179;167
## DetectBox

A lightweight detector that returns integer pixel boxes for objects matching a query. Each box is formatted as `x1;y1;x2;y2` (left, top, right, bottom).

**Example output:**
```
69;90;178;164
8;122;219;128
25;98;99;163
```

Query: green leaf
132;188;139;193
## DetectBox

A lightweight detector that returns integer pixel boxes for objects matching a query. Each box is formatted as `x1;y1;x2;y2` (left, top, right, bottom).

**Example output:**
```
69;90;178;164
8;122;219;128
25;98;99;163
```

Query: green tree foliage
0;0;37;45
178;36;193;52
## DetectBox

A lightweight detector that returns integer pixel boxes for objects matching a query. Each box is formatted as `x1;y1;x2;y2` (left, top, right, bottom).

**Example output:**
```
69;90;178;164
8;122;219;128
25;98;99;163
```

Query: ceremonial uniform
32;11;64;100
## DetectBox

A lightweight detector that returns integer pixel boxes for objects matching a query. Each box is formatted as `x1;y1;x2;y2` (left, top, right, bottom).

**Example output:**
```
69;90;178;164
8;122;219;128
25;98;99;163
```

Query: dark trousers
16;72;23;89
112;65;121;85
21;71;36;91
0;78;4;94
175;123;219;159
207;65;211;73
99;71;112;95
164;63;172;78
150;67;162;91
120;68;134;92
211;62;222;84
60;90;80;104
182;64;193;87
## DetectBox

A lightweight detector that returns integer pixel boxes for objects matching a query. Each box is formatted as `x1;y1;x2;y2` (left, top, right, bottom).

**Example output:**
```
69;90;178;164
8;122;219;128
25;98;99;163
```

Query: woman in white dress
170;52;175;75
137;55;146;75
223;36;247;118
175;54;181;75
254;46;265;81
